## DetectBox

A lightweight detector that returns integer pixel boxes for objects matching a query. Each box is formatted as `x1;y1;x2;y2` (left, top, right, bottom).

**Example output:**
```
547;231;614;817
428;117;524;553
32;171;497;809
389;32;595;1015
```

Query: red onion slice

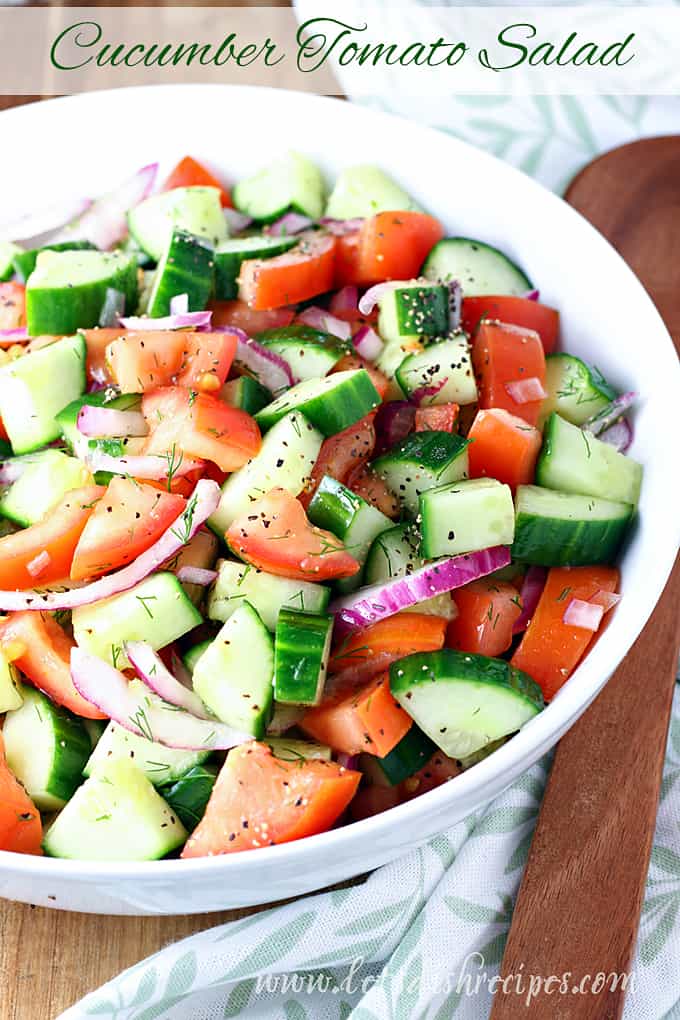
597;419;633;453
373;400;416;456
512;565;547;635
77;405;148;439
353;325;384;361
0;328;29;344
119;309;212;331
1;196;92;247
71;648;251;751
330;285;359;316
0;479;220;612
336;752;359;770
223;208;253;234
296;306;352;342
176;565;217;586
319;217;365;237
583;392;636;437
52;164;158;250
171;649;194;689
224;326;294;395
84;450;202;479
590;590;622;613
358;281;399;317
505;377;548;404
0;455;34;486
125;640;213;720
267;212;312;237
330;546;511;638
524;289;540;302
410;377;448;407
563;598;604;631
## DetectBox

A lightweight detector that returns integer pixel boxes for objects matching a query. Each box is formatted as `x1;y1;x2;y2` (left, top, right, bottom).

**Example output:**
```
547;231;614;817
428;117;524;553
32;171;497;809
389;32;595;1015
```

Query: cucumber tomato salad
0;153;642;861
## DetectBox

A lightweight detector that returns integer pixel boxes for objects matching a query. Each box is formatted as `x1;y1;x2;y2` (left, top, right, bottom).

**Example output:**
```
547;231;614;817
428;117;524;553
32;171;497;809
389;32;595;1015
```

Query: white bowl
1;85;678;915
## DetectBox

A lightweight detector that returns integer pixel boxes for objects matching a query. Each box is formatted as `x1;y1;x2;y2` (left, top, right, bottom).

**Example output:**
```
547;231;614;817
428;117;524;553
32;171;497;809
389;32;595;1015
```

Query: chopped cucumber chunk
390;649;543;758
325;165;419;219
26;250;138;335
207;558;330;631
3;686;91;810
43;758;187;861
234;151;326;222
192;602;274;737
84;722;210;786
537;412;642;506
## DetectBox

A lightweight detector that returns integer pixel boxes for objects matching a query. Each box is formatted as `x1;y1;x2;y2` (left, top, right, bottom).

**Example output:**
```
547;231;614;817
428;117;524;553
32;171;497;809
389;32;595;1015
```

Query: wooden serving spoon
490;137;680;1020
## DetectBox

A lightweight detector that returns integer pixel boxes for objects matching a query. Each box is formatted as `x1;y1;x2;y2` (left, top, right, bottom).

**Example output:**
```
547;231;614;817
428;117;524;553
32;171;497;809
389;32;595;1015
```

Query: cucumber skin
221;376;273;415
274;608;332;705
147;229;214;317
160;763;218;831
254;370;382;437
512;501;633;566
372;725;437;785
13;241;96;284
372;430;470;516
214;237;296;300
421;237;532;296
26;254;138;335
307;475;367;537
3;687;91;809
390;649;543;711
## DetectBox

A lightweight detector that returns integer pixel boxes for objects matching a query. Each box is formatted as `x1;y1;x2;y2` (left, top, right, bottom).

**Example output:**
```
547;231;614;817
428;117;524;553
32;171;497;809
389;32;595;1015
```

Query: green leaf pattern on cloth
62;71;680;1020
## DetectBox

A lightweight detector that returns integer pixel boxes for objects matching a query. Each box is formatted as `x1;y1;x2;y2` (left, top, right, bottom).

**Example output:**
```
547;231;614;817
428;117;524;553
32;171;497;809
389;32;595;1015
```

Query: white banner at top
1;5;680;95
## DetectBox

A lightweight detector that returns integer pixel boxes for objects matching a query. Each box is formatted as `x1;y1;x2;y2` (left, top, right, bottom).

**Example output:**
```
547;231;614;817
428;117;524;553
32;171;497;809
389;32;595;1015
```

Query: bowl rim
1;83;679;882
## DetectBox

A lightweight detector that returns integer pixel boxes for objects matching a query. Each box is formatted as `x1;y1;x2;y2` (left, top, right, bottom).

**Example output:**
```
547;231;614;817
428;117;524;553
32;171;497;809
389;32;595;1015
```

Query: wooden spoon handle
490;137;680;1020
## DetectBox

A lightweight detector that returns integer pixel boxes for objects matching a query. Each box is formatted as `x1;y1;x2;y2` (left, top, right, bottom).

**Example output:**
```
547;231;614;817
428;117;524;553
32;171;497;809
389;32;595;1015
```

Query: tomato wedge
0;485;103;590
299;414;376;510
447;579;522;658
0;282;26;330
415;403;459;433
181;741;360;856
175;331;237;392
81;328;123;386
467;407;542;489
226;487;360;582
70;477;185;581
106;331;236;394
346;464;400;519
301;673;412;757
461;295;559;354
208;300;295;334
142;386;261;474
0;612;106;720
238;232;336;310
329;614;447;688
336;212;444;286
511;565;619;701
0;733;43;854
472;320;546;426
163;155;232;208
